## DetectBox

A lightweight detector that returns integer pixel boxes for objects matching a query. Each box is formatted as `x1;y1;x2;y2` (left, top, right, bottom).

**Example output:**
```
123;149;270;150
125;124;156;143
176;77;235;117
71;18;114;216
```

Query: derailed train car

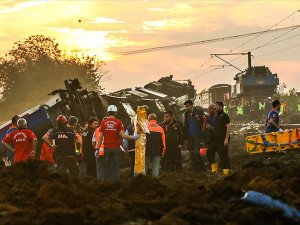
0;76;196;154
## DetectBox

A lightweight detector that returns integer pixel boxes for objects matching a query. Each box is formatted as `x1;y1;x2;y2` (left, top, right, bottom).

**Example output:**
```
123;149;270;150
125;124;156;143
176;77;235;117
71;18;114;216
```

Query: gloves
95;149;99;158
133;133;139;140
278;128;284;133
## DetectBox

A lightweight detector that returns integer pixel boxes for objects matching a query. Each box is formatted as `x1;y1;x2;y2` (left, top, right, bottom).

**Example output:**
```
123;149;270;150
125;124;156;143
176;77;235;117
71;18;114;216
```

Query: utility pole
210;52;253;72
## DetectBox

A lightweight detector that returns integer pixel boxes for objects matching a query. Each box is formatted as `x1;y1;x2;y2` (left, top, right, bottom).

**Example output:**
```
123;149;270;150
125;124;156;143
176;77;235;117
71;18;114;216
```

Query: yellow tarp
245;128;300;154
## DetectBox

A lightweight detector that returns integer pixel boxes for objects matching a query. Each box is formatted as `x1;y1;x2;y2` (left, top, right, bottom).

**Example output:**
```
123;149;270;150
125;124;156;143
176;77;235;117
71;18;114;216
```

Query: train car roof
126;89;148;98
136;87;168;99
209;84;231;90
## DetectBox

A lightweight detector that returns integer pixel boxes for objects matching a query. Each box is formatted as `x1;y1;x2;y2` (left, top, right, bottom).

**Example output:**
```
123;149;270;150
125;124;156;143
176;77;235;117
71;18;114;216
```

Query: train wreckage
0;75;195;153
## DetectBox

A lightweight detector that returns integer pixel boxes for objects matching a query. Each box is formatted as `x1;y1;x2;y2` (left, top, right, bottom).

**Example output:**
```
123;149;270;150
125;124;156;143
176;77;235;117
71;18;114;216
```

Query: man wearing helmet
2;118;37;163
43;115;80;176
96;105;139;182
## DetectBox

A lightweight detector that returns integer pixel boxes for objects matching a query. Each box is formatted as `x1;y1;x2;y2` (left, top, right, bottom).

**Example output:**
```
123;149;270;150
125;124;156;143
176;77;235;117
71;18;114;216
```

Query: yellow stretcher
245;128;300;154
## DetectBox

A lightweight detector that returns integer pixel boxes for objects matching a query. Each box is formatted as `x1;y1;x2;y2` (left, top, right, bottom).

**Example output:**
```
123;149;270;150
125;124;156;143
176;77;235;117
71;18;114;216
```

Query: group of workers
1;98;234;182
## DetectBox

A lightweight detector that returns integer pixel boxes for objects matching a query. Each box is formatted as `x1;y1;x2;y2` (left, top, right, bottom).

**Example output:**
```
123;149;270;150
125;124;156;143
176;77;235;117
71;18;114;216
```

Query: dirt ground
0;148;299;225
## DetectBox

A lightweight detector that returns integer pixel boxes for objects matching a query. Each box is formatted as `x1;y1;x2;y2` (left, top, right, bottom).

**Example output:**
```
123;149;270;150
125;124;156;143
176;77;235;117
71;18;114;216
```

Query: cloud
148;3;192;13
0;0;49;15
89;17;125;24
142;18;193;31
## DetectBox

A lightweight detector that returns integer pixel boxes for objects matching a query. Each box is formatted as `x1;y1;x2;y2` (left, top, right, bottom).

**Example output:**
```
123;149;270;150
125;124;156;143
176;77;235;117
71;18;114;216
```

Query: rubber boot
223;169;230;175
211;163;218;173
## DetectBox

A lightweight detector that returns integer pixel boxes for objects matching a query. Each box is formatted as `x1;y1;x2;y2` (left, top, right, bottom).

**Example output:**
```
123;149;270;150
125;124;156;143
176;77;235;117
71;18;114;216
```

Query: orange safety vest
281;102;287;112
40;143;55;164
147;120;166;156
94;128;104;156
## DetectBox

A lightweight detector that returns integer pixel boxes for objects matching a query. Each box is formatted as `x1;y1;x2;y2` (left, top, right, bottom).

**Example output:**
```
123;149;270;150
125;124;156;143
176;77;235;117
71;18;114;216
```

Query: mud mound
0;153;299;225
119;175;167;200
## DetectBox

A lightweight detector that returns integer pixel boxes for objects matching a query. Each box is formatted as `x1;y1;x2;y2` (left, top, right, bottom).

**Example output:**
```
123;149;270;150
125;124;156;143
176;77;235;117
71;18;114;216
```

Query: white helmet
107;105;118;112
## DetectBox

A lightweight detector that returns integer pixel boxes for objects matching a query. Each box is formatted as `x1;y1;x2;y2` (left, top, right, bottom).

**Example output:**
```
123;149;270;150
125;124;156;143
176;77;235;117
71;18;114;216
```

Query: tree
0;35;107;121
7;35;61;64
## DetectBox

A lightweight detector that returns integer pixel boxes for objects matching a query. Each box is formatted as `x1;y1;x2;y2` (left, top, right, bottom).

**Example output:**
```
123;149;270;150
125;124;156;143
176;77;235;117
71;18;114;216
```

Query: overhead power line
250;26;300;52
229;9;300;52
256;41;300;57
187;10;300;80
116;24;300;55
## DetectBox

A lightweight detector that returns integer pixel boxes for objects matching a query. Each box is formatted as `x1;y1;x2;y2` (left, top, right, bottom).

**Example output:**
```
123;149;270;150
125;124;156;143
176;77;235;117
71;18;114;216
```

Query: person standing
43;115;80;176
92;116;108;181
160;111;184;172
2;118;37;163
81;117;99;178
123;120;136;176
68;116;82;156
146;114;166;177
212;102;231;175
96;105;138;182
40;128;55;167
204;104;219;173
265;100;283;133
183;100;206;172
4;115;20;165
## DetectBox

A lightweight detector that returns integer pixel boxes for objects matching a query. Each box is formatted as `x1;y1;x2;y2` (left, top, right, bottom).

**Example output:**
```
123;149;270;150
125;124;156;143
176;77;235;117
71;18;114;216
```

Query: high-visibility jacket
259;102;265;111
146;120;166;156
237;106;244;115
93;128;104;156
280;102;286;113
297;104;300;112
40;143;55;165
223;105;229;114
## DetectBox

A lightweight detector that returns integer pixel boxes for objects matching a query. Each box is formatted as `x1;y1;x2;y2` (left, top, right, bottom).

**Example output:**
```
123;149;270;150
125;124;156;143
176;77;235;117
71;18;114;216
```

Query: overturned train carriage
0;75;196;155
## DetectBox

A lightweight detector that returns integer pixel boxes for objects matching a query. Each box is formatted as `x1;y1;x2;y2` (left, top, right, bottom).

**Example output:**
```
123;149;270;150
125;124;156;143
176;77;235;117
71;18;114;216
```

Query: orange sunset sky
1;0;300;93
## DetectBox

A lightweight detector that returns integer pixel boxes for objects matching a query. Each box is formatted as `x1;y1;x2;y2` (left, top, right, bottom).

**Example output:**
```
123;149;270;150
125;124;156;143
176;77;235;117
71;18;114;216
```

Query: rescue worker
211;102;231;175
96;105;139;182
204;104;219;173
93;121;105;181
160;111;184;172
81;117;99;178
3;115;20;165
123;119;136;176
2;118;37;163
183;100;206;172
265;100;283;133
280;101;286;115
43;115;80;176
40;128;55;167
146;114;166;177
68;116;82;156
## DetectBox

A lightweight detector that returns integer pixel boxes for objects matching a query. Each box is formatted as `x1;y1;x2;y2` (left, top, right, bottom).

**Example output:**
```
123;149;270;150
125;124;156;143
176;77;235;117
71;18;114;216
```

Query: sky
0;0;300;93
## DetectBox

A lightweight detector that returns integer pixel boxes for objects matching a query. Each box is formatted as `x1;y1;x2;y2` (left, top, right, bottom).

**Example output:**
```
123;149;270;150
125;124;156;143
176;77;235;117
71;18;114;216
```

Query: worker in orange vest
92;118;105;181
40;128;55;167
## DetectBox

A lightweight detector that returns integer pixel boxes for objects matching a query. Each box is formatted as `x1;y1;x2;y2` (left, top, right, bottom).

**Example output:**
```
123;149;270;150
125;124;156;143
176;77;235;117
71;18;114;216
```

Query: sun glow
55;28;135;61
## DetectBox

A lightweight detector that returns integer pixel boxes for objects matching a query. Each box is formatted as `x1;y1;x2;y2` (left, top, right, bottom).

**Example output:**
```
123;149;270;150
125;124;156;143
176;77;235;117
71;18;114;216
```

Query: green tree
0;35;107;121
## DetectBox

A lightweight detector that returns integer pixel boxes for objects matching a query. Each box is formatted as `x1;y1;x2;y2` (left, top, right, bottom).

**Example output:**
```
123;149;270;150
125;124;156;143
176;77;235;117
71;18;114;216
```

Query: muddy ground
0;147;299;225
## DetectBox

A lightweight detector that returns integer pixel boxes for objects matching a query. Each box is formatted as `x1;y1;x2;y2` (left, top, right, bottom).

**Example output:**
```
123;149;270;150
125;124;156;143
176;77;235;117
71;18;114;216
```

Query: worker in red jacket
97;105;138;182
2;118;37;163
